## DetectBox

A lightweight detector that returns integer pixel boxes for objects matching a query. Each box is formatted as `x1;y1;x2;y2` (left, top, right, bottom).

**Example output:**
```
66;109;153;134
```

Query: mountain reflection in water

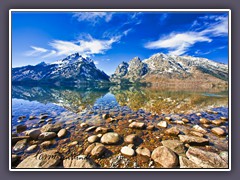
12;85;228;115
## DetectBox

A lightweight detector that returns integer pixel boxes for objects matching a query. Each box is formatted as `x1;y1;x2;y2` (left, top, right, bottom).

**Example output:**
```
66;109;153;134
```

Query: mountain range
12;52;228;87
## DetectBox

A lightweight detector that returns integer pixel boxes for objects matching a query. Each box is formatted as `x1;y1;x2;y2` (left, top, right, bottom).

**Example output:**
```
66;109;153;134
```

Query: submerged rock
121;146;135;156
129;122;145;129
80;122;89;128
136;146;151;158
211;127;225;136
16;125;27;133
13;139;27;152
186;147;228;168
95;127;112;134
188;131;204;137
162;140;185;155
211;120;225;126
40;141;52;148
157;121;168;128
178;135;209;145
41;124;61;133
101;132;120;145
192;125;207;134
26;144;38;152
63;155;97;168
124;134;139;144
85;126;97;132
16;150;61;168
57;129;67;138
88;135;100;143
25;129;41;140
151;146;178;168
38;132;56;140
91;144;106;158
179;156;201;168
199;118;210;124
68;141;78;147
165;127;180;136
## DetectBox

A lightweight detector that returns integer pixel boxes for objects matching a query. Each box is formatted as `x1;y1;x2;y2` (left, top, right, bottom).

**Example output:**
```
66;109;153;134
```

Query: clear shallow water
12;85;229;132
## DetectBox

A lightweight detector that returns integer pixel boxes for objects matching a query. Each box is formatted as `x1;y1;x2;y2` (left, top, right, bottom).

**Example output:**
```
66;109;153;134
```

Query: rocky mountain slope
12;53;109;86
110;53;228;86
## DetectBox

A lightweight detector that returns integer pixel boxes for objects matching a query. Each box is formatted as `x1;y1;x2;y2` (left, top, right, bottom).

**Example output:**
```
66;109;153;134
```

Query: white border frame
9;9;231;172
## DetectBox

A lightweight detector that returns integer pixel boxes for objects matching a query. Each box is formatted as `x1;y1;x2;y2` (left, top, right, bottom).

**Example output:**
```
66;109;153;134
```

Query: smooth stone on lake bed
41;124;61;133
16;124;27;133
192;125;207;134
178;135;209;145
88;135;100;143
16;150;61;168
40;141;52;148
85;126;97;132
136;146;151;158
146;125;155;130
121;146;135;156
157;121;168;128
165;117;172;121
38;132;56;140
199;118;210;124
13;139;27;152
57;129;67;138
220;117;228;121
124;134;139;144
91;144;106;158
211;120;225;126
129;122;145;129
95;127;112;134
196;113;202;116
29;116;37;120
165;127;180;136
80;122;89;128
25;129;41;140
151;146;178;168
68;141;78;147
12;136;30;144
100;132;120;144
26;144;38;152
182;118;189;123
211;127;225;136
188;131;204;137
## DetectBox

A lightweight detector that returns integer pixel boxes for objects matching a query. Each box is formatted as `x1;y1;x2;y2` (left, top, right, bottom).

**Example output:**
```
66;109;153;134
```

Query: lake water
11;85;229;168
12;85;228;132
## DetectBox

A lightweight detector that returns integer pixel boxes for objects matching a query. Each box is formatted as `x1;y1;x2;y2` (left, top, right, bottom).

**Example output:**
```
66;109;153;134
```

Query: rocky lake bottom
11;85;229;169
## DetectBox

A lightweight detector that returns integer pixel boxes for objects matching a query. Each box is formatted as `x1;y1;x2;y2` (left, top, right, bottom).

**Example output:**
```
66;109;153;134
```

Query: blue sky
12;11;229;75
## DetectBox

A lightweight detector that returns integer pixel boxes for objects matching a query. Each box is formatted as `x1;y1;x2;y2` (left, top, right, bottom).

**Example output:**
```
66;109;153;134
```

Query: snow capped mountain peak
51;53;94;67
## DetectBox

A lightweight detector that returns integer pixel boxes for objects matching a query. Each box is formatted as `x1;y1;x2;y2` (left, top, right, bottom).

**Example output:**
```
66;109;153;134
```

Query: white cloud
123;28;133;36
144;15;228;55
41;50;57;58
50;35;120;57
25;35;120;59
73;12;114;24
200;16;228;36
25;46;48;56
145;32;211;55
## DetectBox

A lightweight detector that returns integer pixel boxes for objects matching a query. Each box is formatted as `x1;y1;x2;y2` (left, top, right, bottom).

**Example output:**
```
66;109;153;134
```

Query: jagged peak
36;61;47;66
